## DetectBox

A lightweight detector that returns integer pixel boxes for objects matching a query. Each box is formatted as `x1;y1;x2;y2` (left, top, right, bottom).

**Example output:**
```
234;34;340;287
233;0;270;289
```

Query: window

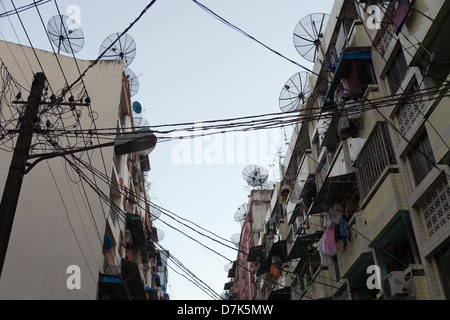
386;49;408;95
354;122;397;200
407;132;435;186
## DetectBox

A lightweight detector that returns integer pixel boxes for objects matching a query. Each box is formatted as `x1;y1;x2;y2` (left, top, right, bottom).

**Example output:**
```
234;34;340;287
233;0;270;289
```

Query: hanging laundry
322;229;337;256
266;218;276;237
393;0;411;35
270;264;281;279
328;48;339;74
334;223;342;243
280;184;290;202
317;238;332;266
338;115;359;140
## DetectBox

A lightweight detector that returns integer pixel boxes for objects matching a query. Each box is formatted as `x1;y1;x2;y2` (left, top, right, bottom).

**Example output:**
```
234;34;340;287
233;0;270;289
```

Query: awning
227;260;237;278
126;214;146;246
155;250;162;266
309;172;357;215
256;240;288;276
150;226;159;242
322;47;372;111
145;287;159;300
98;273;130;300
287;231;324;260
341;251;374;288
146;241;156;257
247;245;266;262
121;258;147;300
269;240;288;261
267;287;291;300
152;274;161;287
139;154;151;172
321;115;339;151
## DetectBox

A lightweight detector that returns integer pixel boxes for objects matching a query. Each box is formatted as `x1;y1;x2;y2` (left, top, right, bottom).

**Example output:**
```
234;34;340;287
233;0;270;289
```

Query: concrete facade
0;40;161;299
224;0;450;301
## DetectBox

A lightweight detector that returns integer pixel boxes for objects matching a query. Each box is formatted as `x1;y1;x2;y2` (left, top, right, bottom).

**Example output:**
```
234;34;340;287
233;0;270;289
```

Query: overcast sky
0;0;335;300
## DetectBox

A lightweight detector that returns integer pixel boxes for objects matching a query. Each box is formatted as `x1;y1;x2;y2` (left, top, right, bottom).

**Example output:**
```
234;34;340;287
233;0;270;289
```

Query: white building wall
0;40;124;299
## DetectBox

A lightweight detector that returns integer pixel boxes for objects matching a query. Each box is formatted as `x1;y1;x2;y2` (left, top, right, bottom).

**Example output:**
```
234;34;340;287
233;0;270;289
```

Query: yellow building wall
362;172;408;241
426;96;450;163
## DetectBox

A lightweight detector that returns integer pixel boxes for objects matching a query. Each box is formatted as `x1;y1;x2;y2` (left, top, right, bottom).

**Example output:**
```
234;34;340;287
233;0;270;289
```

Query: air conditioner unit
381;271;408;300
404;264;429;300
294;216;306;234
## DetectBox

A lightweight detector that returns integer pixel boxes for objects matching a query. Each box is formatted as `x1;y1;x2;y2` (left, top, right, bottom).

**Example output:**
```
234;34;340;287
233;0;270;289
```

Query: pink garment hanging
322;229;337;256
393;0;411;35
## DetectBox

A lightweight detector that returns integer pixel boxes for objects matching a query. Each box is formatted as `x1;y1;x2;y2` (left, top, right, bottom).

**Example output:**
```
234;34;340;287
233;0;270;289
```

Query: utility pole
0;72;46;279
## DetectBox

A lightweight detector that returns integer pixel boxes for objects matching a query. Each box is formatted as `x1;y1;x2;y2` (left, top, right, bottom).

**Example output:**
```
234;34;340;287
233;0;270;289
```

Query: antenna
293;13;329;62
99;33;136;67
47;15;84;54
242;165;269;188
234;203;248;223
279;72;311;112
126;68;140;97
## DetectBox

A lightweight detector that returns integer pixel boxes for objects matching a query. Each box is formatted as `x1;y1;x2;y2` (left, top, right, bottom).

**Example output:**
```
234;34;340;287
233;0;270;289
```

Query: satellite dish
293;13;330;62
126;68;140;97
132;101;142;114
99;33;136;67
231;233;241;247
279;72;310;112
242;165;269;187
133;116;150;130
234;203;248;223
224;261;232;272
154;228;165;242
47;15;84;54
150;206;162;221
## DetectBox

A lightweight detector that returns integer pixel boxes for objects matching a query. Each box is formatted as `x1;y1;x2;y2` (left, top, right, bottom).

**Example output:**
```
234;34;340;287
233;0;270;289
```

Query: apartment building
0;39;160;299
226;189;273;300
230;0;450;300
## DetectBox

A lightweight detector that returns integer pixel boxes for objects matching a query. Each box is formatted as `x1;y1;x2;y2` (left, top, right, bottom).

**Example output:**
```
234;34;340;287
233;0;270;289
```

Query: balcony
322;46;375;111
125;213;148;262
98;270;130;300
309;172;358;215
306;267;335;300
336;212;372;279
287;230;323;261
361;168;409;242
120;258;147;300
256;239;288;277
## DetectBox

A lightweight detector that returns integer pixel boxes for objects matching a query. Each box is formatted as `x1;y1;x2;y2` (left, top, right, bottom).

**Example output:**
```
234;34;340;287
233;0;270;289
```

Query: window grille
354;122;397;200
420;175;450;237
396;81;426;137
